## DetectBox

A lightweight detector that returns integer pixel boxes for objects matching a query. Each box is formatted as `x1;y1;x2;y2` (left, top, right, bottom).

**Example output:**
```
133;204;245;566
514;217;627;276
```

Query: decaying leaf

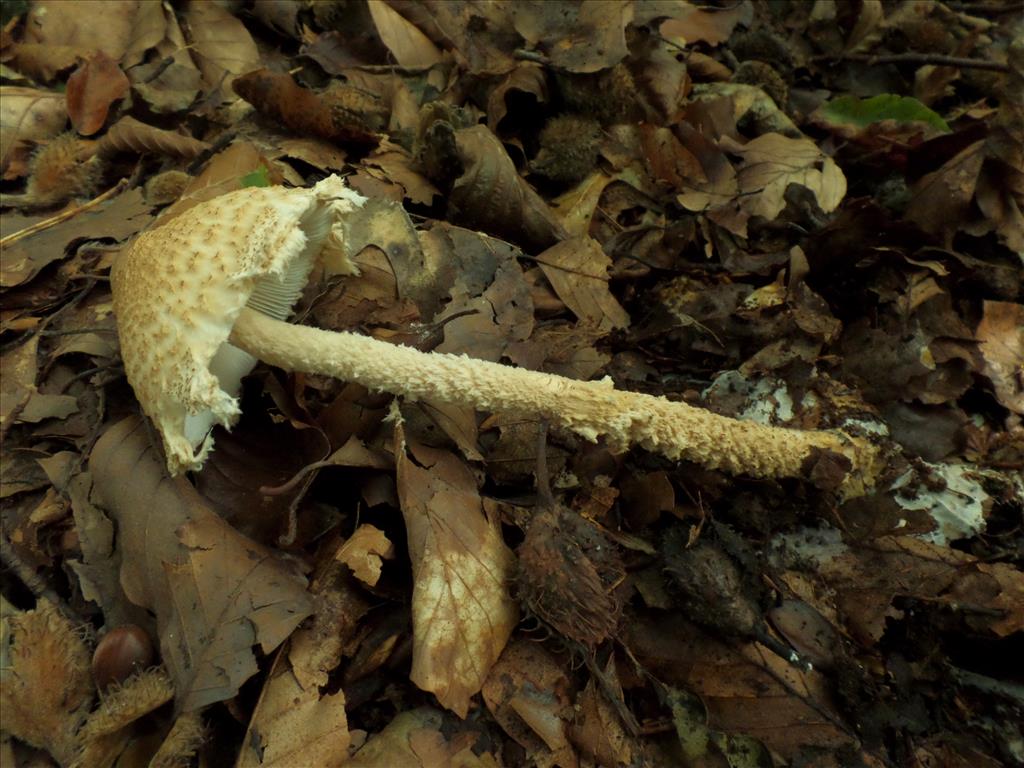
974;300;1024;414
366;0;444;69
348;708;500;767
535;237;630;332
395;416;517;718
236;647;349;768
482;639;579;768
448;125;567;253
337;524;394;587
89;417;312;712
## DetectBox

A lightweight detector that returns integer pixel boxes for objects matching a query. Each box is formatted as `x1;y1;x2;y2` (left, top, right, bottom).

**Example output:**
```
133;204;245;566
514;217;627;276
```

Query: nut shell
92;625;155;690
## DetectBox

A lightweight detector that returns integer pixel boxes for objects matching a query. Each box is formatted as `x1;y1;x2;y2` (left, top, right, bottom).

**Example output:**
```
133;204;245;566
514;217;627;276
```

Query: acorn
92;624;155;690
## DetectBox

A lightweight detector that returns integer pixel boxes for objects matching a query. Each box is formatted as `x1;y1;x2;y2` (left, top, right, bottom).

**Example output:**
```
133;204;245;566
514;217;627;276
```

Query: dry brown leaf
0;187;153;288
482;640;579;768
348;708;500;768
722;133;847;226
90;417;312;712
126;2;202;114
0;87;67;176
367;0;444;69
99;116;210;159
509;1;631;73
154;142;280;226
16;0;137;79
436;256;535;360
535;237;630;332
236;647;349;768
394;418;517;718
7;43;85;82
568;668;636;767
250;0;302;39
657;2;752;46
905;140;986;247
974;300;1024;414
363;147;439;206
66;51;130;136
337;524;395;587
487;62;548;134
450;125;567;253
0;335;42;427
773;533;973;645
121;0;168;68
183;0;261;94
626;611;855;761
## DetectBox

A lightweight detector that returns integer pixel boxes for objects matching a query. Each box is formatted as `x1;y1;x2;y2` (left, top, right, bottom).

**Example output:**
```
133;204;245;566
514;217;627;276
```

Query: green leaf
819;94;950;133
239;165;271;188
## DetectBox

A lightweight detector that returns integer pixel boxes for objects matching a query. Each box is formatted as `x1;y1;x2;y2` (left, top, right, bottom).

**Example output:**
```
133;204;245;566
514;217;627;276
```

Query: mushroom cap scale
111;176;366;474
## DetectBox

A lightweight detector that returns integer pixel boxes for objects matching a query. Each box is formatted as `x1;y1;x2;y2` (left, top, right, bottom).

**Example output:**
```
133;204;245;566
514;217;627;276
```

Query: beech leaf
90;417;312;712
394;417;517;718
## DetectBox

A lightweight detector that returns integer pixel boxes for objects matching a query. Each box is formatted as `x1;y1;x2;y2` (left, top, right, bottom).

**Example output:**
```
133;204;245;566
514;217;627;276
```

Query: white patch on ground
703;371;794;424
890;463;989;546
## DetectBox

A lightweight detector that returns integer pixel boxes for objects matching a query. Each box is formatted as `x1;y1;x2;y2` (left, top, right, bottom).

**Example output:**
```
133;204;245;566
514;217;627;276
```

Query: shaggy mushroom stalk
231;307;874;483
111;176;882;494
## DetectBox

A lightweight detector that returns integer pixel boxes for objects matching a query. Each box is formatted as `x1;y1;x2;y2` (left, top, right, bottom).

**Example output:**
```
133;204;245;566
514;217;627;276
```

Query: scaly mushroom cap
111;176;365;474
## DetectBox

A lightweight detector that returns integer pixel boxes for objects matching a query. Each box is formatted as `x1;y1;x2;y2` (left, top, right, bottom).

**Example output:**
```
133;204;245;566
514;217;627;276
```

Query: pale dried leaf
236;650;349;768
658;1;752;46
183;0;261;93
22;0;136;64
337;524;395;587
348;708;500;767
395;419;517;718
975;300;1024;414
720;133;847;223
367;0;444;68
536;237;630;331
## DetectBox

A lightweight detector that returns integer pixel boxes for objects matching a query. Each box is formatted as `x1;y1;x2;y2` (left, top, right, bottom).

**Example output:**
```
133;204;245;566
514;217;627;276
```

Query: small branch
0;179;129;247
820;52;1009;72
946;1;1024;13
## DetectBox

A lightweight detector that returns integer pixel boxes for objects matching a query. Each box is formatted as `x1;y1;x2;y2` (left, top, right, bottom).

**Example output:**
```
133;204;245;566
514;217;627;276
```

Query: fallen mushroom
110;175;883;494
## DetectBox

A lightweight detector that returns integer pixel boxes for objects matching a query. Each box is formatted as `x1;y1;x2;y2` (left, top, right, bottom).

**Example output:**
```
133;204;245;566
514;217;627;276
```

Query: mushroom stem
230;307;880;491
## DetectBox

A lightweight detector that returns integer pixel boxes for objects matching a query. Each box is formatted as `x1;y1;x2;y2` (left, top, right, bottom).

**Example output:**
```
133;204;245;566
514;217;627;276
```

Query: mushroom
111;175;883;494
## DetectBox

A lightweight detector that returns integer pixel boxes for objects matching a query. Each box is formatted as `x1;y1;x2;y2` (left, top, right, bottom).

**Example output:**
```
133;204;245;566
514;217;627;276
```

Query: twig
946;1;1024;13
0;179;129;248
820;52;1009;72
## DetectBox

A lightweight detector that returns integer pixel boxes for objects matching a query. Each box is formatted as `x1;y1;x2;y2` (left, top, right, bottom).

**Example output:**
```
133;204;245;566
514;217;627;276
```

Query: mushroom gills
182;203;337;447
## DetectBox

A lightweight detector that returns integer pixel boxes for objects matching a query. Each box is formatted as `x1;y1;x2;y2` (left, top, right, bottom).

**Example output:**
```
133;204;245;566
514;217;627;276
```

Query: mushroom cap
111;176;365;475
